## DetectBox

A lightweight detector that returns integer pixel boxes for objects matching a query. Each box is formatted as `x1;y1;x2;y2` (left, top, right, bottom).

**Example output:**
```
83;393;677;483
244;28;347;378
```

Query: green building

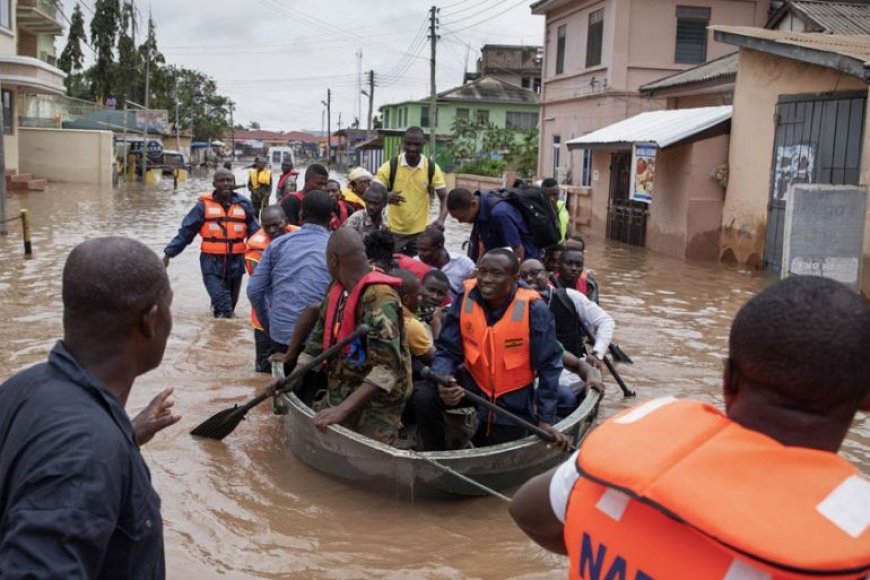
376;75;539;166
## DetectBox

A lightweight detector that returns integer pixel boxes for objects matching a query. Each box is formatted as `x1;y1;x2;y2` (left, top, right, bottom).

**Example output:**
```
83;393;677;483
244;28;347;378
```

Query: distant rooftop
436;75;539;105
767;1;870;35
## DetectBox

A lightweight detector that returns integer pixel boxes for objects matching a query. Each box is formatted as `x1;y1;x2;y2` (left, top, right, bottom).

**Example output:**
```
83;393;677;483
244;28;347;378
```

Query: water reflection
0;172;865;578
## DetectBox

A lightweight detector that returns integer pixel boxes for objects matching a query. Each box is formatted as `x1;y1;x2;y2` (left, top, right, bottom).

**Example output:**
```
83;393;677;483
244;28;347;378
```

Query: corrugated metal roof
565;106;732;149
786;1;870;35
437;75;539;105
641;52;739;94
711;25;870;79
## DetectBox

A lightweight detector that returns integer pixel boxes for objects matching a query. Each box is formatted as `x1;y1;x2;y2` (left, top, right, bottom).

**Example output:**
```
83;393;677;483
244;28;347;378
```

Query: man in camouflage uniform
298;228;412;445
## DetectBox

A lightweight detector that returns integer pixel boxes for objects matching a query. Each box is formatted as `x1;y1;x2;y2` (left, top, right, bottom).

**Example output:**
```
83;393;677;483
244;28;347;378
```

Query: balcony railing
18;93;107;129
16;0;64;35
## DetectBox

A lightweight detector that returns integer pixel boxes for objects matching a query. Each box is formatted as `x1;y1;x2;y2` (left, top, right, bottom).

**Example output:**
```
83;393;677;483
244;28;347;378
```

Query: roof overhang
712;26;870;83
565;106;732;150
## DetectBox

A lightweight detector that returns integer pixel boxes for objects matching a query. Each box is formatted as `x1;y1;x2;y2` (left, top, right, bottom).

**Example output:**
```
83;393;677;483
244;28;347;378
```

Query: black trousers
254;329;272;373
405;381;531;451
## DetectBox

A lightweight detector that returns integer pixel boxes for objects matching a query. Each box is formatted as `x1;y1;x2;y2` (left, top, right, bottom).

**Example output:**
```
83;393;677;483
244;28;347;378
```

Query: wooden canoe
277;383;601;499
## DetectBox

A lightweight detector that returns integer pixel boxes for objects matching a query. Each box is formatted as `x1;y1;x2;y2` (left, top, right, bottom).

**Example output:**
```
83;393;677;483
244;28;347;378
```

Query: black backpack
486;186;561;250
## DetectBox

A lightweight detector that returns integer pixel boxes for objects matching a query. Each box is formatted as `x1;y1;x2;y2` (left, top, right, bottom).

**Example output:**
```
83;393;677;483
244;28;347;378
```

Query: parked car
160;150;191;175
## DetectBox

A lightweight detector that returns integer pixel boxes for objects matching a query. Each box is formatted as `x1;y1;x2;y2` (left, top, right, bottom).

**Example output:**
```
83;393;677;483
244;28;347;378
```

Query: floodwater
0;171;867;579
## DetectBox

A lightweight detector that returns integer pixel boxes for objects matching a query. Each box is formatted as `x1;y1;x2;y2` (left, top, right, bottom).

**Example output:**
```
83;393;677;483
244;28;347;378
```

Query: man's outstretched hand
132;387;181;446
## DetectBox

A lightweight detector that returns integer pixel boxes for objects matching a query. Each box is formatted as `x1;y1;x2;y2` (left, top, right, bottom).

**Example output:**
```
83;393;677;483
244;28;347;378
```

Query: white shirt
415;250;476;299
551;287;615;359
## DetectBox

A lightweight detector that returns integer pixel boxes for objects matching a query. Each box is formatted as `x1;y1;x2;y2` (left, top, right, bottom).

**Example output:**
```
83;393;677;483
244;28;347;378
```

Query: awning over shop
566;106;732;150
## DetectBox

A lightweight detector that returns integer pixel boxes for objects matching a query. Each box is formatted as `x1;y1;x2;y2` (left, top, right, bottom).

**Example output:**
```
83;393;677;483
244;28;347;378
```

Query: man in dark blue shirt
163;169;259;318
410;249;567;450
446;187;542;262
0;237;179;579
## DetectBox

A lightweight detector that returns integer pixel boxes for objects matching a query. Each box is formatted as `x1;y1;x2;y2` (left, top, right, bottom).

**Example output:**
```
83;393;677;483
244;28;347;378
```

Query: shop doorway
606;151;648;246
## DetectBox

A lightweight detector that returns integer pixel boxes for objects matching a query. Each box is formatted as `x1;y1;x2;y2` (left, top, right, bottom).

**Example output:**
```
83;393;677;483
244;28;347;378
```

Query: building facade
0;0;66;172
463;44;543;93
532;0;769;184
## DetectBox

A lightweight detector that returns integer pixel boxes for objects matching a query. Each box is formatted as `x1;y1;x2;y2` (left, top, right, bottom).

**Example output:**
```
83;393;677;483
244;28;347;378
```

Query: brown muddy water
0;172;867;579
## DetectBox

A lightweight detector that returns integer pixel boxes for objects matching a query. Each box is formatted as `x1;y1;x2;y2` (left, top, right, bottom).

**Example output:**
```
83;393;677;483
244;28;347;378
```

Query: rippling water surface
0;171;866;578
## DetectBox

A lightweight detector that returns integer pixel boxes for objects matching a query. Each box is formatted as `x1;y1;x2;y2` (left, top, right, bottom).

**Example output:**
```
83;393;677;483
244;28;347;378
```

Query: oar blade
190;405;248;440
609;343;633;364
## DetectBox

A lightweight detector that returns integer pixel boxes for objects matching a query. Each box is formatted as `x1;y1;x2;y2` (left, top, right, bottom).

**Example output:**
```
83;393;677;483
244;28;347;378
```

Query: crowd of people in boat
162;126;617;451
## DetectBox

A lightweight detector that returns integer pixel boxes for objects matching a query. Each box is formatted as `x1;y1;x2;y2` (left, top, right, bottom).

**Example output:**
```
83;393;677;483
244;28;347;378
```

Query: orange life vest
243;225;299;331
198;193;249;255
564;398;870;580
329;200;351;231
574;271;589;295
459;279;538;399
322;271;402;354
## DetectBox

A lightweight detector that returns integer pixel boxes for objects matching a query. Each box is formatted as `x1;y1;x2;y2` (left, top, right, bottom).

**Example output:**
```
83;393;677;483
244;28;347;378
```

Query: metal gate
606;151;648;246
763;91;866;271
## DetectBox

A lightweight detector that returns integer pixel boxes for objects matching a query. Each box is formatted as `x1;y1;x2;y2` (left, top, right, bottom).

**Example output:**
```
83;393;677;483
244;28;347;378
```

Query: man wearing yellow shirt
374;127;448;256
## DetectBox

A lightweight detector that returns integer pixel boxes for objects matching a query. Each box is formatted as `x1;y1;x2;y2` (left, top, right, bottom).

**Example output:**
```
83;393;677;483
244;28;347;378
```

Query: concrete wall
20;128;114;185
583;134;728;259
720;49;868;269
537;0;766;180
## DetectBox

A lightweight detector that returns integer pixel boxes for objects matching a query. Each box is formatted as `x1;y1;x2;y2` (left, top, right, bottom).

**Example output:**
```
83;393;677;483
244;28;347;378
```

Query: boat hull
279;387;601;498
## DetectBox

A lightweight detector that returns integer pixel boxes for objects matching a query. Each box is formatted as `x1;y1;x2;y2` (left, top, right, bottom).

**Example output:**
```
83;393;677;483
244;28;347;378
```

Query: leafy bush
455;158;507;177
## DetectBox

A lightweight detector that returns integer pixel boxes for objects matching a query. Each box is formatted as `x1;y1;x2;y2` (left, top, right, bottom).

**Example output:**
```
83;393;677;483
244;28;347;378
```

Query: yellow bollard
20;209;32;257
145;169;161;185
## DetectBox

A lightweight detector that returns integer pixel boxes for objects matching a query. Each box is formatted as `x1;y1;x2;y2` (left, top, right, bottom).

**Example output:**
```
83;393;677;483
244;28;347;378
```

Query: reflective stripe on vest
564;399;870;579
459;280;537;399
198;194;248;255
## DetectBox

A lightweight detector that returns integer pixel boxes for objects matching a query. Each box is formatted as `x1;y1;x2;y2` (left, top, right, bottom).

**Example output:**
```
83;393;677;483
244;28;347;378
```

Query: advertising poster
630;144;656;204
772;144;815;200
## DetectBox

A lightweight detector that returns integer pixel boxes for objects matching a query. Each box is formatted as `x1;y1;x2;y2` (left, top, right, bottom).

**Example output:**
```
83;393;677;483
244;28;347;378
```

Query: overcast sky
58;0;544;132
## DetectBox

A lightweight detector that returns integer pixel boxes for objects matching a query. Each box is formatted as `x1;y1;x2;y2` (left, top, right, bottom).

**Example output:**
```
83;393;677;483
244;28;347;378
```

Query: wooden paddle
419;367;578;452
578;323;635;398
190;325;370;440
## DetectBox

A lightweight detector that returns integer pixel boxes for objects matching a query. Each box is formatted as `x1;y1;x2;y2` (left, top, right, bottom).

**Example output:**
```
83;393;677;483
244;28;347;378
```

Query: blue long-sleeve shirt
163;192;259;258
0;342;164;580
432;282;563;425
469;192;542;262
246;223;332;344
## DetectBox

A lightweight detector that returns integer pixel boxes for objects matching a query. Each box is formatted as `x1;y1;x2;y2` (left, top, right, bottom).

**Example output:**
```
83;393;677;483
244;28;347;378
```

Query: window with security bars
586;9;604;68
505;112;538;130
555;24;566;75
476;109;490;125
2;90;12;136
421;106;430;128
456;108;469;122
580;148;592;187
675;6;710;64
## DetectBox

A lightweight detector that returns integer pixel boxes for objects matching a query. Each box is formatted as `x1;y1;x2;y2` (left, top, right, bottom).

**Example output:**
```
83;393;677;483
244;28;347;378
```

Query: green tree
89;0;121;100
58;3;87;97
137;13;165;104
115;1;137;105
248;121;261;130
153;66;230;142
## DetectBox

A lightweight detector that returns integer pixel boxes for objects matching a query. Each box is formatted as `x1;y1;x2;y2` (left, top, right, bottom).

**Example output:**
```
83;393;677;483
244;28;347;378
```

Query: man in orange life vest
553;244;599;304
244;205;297;373
297;228;412;445
424;248;569;450
510;275;870;580
163;169;259;318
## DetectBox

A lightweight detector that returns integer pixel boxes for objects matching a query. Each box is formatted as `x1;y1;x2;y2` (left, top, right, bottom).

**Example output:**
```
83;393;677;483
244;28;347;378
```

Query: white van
267;146;295;170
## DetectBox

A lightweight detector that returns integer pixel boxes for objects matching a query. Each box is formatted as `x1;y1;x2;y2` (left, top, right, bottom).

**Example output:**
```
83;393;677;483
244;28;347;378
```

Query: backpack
486;186;561;250
388;155;436;194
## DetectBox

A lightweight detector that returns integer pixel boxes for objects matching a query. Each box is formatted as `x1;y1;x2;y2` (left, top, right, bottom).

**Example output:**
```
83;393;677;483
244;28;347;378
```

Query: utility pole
174;76;180;150
428;6;438;161
355;49;363;129
366;70;374;132
140;17;149;181
321;89;331;165
229;102;235;161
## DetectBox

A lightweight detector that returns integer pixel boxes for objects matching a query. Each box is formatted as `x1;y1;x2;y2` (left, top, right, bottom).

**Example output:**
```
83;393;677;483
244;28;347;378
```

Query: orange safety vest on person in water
199;193;249;255
564;398;870;580
244;225;299;330
459;279;538;400
322;271;402;354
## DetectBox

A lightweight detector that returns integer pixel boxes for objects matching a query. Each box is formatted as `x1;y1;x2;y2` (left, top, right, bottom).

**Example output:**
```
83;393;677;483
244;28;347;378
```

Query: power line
439;0;502;22
441;0;533;35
